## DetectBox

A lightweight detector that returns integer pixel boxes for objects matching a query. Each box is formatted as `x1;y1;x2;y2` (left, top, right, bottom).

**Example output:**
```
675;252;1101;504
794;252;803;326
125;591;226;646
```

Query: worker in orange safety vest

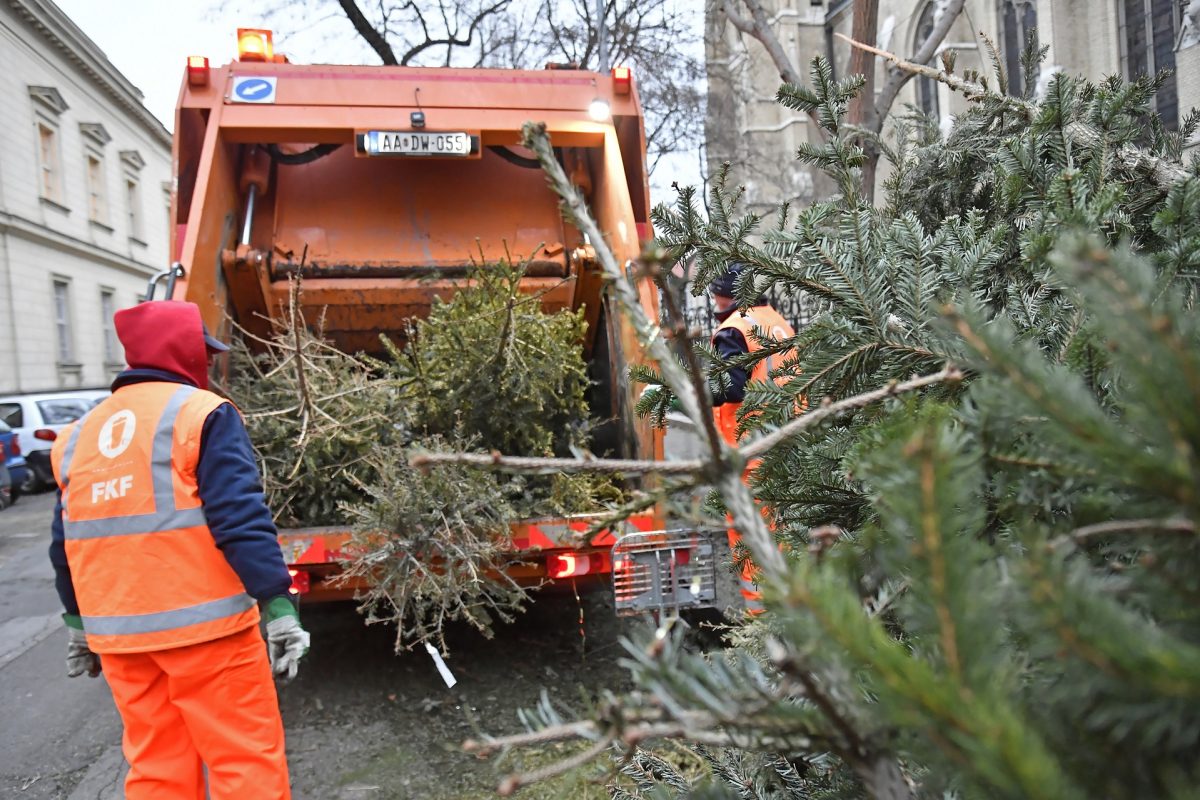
709;263;797;614
48;300;307;799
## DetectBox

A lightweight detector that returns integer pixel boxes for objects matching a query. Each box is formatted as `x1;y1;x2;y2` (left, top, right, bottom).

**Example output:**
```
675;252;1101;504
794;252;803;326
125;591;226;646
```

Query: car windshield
37;399;94;425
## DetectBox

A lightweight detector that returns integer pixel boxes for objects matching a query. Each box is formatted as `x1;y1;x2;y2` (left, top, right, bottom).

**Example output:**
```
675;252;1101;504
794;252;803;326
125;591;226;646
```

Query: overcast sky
53;0;701;197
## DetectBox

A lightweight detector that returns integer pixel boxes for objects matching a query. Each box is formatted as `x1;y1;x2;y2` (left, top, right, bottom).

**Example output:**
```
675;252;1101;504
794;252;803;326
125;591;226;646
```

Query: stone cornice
0;209;160;278
7;0;172;148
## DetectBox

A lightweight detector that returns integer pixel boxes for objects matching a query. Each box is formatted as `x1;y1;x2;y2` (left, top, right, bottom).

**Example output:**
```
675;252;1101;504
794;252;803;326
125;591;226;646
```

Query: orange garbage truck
158;29;719;617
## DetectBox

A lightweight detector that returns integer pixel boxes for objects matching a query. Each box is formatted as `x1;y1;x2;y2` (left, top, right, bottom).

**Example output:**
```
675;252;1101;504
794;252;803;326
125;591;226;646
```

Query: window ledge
128;236;147;247
40;197;71;214
56;361;82;372
90;220;114;233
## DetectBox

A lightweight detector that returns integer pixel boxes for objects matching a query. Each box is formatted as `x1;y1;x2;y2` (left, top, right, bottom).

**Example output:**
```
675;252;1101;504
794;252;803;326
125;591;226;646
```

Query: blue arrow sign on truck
231;77;277;104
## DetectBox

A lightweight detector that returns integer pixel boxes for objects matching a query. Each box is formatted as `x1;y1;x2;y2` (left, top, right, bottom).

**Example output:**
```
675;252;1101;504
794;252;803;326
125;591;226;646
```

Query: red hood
114;301;210;389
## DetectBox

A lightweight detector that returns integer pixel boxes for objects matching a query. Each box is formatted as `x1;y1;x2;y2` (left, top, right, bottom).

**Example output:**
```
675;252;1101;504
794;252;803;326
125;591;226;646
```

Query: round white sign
97;410;136;459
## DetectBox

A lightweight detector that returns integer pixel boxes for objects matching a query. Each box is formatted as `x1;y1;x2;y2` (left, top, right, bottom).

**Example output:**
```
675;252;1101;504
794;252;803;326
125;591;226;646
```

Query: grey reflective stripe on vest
57;422;85;491
81;592;255;636
743;309;776;377
57;405;100;491
64;385;208;539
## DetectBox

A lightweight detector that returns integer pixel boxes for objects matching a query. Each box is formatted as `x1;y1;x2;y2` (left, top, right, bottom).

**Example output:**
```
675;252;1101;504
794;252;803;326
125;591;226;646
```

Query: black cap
709;262;748;299
202;322;230;353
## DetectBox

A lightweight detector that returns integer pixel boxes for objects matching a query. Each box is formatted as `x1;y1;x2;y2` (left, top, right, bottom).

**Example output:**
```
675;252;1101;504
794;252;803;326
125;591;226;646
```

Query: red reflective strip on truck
231;69;596;86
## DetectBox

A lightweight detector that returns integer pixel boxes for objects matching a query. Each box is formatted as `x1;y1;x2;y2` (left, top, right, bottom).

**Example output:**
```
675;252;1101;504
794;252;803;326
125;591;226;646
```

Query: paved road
0;491;643;799
0;490;124;798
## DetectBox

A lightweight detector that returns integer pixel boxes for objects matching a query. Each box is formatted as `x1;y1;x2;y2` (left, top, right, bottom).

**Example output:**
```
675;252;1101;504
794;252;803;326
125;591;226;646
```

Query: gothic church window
1120;0;1188;129
915;2;940;118
1000;0;1038;96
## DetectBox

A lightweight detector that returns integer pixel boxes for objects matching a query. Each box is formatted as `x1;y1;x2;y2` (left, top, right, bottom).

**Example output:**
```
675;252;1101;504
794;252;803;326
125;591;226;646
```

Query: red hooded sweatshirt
113;301;211;389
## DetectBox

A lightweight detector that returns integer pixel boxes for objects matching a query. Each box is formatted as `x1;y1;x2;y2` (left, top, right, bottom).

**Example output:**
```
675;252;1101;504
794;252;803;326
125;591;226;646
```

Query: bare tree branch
722;0;801;85
337;0;399;64
869;0;966;133
398;0;511;66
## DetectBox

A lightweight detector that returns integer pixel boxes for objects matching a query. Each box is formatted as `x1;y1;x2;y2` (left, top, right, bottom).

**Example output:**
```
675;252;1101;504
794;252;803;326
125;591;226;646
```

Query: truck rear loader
162;28;720;618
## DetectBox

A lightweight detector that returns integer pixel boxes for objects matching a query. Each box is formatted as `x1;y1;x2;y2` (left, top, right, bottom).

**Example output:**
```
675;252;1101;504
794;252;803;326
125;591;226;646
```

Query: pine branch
520;121;785;580
410;367;963;475
1070;517;1196;543
836;33;1191;191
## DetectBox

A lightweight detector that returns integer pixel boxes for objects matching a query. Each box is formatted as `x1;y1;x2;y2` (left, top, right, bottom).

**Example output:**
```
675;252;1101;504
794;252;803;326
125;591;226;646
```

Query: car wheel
20;470;42;495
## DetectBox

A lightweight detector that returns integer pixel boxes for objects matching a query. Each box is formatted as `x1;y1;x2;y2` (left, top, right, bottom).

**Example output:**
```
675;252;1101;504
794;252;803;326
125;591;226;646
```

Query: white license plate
363;130;472;157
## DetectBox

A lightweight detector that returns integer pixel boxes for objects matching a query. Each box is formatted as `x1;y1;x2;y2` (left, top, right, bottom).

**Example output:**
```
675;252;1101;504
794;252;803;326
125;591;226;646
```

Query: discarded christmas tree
473;48;1200;800
229;259;619;650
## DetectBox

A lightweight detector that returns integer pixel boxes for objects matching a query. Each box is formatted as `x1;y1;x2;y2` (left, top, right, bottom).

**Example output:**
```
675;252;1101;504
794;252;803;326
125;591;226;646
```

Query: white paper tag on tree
425;642;458;688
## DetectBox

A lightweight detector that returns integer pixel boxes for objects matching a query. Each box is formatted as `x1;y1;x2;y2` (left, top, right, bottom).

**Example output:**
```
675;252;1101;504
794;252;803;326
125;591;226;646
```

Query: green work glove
639;385;684;413
63;613;101;679
264;596;310;682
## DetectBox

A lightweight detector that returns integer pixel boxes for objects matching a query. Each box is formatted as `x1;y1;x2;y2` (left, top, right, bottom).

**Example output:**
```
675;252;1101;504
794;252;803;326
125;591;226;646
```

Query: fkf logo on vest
92;410;136;503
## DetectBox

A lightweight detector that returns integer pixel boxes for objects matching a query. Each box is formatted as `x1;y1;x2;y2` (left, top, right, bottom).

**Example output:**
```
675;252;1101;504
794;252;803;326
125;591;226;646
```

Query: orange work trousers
101;624;291;800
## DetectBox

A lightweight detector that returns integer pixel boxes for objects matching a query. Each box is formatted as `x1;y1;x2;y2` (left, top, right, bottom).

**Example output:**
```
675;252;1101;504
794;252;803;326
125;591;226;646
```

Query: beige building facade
707;0;1200;216
0;0;172;393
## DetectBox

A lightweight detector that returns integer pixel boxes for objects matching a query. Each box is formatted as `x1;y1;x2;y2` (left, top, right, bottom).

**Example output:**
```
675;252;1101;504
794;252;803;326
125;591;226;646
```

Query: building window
1000;0;1038;96
37;123;63;203
100;289;119;363
53;279;75;363
120;149;147;243
915;2;940;118
79;122;112;226
1120;0;1186;129
86;154;108;224
126;177;143;241
28;86;69;207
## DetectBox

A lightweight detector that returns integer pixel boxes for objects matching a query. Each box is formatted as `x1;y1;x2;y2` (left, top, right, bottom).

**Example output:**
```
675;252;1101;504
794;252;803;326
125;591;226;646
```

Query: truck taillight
547;551;610;579
288;568;310;595
237;28;274;62
187;55;210;87
611;66;632;95
8;435;18;457
33;429;57;441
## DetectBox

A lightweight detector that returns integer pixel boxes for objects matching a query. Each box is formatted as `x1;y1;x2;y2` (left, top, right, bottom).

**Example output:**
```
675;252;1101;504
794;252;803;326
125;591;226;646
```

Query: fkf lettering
92;475;133;503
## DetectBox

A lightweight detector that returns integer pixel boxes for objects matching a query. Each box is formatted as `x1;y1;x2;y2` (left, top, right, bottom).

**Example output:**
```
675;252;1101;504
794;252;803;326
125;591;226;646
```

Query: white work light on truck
588;98;611;122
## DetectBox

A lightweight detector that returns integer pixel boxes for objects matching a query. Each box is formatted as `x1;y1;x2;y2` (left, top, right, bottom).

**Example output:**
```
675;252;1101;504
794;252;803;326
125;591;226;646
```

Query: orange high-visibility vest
712;305;796;446
50;383;259;654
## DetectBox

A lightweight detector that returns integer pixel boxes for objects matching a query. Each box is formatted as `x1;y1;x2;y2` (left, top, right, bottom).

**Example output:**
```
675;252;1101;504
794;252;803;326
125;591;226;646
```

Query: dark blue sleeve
49;490;79;615
712;327;750;406
197;403;292;602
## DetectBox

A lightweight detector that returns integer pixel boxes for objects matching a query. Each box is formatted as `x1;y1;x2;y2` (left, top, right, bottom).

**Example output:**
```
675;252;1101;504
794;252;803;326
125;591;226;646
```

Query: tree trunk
846;0;879;204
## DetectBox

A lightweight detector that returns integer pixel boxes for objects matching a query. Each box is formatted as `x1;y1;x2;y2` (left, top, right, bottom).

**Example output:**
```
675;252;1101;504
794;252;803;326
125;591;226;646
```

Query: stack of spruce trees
228;261;617;651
